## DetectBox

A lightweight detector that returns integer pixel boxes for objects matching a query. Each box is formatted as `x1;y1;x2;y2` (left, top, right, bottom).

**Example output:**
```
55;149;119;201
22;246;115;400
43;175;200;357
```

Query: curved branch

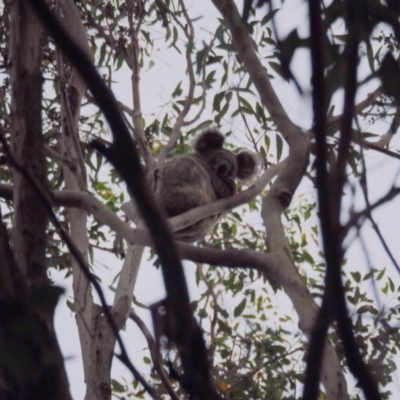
129;311;181;400
183;34;216;127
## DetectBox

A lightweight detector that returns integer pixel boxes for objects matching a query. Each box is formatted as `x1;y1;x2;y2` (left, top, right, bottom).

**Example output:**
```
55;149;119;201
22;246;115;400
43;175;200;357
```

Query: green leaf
389;277;395;292
220;61;228;87
66;300;76;312
98;43;107;67
213;91;225;112
215;24;225;45
264;134;270;151
198;308;208;318
205;70;216;88
376;268;385;281
366;40;375;72
238;96;254;114
143;356;151;365
261;9;279;26
172;81;182;97
234;298;247;318
113;53;124;70
217;320;231;335
111;379;125;393
276;133;283;161
351;271;361;283
268;61;286;79
196;43;207;75
170;26;178;48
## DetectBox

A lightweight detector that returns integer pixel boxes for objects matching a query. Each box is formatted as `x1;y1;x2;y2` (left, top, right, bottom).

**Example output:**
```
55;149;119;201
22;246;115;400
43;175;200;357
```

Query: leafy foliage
2;0;400;399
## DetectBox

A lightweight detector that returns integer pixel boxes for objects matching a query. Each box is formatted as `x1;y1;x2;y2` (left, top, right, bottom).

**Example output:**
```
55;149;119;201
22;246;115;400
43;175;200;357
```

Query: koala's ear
236;151;258;180
194;128;225;153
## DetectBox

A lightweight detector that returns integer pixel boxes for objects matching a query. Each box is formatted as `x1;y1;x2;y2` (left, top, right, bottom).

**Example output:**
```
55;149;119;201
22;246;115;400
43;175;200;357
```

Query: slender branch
129;311;182;400
351;129;400;160
325;87;383;127
127;1;154;170
223;347;302;394
305;0;380;398
0;181;281;276
44;145;68;163
55;47;87;189
305;87;384;140
0;153;279;249
86;12;133;69
157;0;196;167
353;150;400;274
117;100;134;116
343;185;400;235
62;88;88;186
184;34;216;127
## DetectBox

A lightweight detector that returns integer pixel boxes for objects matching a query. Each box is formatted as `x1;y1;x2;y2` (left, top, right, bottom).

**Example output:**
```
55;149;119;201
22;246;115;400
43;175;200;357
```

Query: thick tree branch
123;159;285;231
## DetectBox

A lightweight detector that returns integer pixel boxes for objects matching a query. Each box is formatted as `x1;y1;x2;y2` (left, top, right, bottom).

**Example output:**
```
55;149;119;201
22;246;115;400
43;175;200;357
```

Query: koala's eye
216;160;230;176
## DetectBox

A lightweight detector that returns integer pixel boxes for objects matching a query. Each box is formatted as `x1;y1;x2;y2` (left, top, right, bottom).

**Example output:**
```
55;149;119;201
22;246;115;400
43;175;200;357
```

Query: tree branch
157;0;197;167
129;311;181;400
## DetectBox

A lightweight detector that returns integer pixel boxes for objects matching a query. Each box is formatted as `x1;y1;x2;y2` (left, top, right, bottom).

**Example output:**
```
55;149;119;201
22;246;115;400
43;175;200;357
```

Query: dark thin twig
302;0;333;398
343;185;400;236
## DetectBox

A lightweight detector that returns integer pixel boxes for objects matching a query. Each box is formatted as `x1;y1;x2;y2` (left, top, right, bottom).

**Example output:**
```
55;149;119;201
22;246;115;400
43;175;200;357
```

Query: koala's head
194;128;258;181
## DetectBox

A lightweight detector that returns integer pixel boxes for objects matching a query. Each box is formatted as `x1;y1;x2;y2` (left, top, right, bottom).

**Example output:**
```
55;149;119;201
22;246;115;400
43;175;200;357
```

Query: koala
153;128;258;242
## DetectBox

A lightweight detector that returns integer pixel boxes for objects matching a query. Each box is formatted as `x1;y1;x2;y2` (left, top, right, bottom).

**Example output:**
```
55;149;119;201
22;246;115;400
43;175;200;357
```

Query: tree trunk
6;1;72;398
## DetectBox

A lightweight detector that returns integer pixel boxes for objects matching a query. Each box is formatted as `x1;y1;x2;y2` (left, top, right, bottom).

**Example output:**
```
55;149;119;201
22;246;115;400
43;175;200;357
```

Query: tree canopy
1;0;400;399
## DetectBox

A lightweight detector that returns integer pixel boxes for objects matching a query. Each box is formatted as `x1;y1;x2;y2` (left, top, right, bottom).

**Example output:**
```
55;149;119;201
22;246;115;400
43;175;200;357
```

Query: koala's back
159;154;216;217
156;154;218;242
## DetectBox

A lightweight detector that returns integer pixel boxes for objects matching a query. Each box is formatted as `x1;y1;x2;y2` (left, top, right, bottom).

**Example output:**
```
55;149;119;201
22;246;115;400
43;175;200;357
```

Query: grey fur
153;128;257;242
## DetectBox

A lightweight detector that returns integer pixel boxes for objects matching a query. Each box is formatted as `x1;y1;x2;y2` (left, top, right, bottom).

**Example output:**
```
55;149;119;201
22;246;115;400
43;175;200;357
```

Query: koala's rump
159;155;216;218
154;156;218;241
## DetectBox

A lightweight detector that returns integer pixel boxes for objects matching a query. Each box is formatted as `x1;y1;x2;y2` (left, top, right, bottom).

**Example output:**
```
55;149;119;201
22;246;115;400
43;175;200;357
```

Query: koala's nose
216;160;230;176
